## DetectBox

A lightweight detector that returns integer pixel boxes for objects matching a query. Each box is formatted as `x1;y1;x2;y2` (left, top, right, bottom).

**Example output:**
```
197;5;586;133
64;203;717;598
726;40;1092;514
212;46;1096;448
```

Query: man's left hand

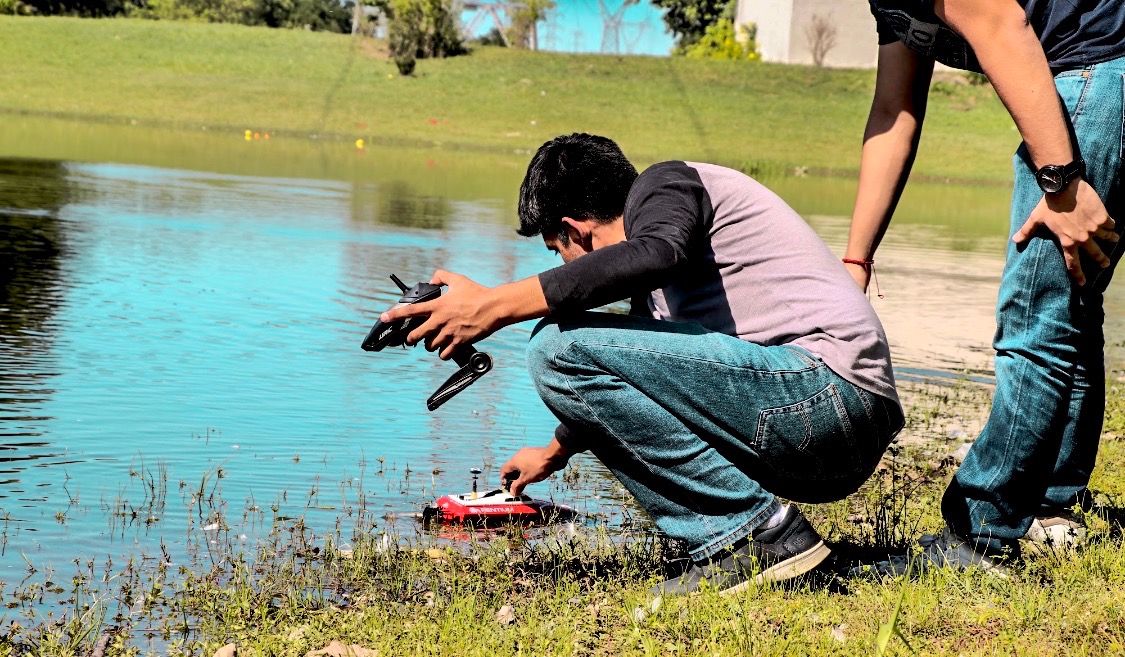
379;270;499;359
1012;179;1118;287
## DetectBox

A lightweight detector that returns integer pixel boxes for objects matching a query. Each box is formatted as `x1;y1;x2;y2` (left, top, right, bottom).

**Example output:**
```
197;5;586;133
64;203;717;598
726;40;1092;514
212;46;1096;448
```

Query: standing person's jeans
526;312;903;561
943;55;1125;554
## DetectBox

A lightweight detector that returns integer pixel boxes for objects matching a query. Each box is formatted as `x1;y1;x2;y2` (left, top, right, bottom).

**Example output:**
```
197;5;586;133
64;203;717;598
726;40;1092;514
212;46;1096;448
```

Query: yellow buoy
356;139;365;149
244;129;252;141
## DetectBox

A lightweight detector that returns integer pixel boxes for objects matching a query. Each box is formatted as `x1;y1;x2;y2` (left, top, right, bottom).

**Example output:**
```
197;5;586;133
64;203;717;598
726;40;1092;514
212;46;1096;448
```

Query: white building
734;0;880;69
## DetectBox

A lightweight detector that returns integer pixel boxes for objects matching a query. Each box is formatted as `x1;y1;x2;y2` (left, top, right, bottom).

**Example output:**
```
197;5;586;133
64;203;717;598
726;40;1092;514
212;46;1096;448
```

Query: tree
681;18;759;60
652;0;731;51
507;0;554;50
386;0;465;75
805;13;837;67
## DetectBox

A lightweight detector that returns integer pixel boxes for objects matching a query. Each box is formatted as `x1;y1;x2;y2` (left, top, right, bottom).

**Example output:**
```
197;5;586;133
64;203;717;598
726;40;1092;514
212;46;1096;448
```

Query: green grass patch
0;16;1021;183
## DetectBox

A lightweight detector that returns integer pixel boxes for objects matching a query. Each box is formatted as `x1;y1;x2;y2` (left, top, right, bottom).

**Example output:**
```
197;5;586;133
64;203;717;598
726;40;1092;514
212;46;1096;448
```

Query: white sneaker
1023;513;1086;552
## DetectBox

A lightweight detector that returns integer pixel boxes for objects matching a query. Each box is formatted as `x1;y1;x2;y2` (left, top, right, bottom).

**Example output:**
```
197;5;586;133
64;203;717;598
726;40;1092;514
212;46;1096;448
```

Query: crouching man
380;133;904;594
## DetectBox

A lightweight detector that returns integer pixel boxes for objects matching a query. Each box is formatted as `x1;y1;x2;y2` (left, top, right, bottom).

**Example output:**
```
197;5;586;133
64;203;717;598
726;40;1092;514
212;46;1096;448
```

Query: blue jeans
943;56;1125;553
527;312;903;561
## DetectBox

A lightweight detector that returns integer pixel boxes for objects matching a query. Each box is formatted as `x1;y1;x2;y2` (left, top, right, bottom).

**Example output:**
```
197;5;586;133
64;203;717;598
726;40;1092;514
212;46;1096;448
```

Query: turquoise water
3;120;1125;597
0;156;626;585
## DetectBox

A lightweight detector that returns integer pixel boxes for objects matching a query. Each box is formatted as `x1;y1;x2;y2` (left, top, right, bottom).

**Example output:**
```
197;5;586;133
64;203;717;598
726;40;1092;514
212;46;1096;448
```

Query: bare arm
844;42;934;289
936;0;1116;284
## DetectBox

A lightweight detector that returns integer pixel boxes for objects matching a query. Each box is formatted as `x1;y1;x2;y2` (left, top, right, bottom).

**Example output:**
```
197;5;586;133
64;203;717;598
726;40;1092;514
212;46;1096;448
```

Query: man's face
543;232;586;264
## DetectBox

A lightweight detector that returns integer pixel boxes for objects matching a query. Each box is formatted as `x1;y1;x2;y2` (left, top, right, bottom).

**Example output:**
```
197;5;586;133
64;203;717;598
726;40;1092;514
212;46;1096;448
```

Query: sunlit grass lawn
0;16;1020;183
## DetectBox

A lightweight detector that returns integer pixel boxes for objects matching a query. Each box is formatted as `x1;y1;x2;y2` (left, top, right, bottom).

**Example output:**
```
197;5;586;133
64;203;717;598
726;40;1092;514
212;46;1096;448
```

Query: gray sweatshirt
538;161;899;449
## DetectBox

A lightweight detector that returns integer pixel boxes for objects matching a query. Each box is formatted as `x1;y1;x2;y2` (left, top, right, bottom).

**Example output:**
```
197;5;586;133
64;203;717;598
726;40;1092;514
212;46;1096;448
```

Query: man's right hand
500;438;573;497
1012;178;1118;287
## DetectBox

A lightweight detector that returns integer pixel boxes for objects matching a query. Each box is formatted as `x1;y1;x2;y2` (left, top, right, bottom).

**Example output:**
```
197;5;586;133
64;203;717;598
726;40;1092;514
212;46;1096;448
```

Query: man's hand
379;270;499;360
1012;179;1118;286
500;439;573;497
378;271;550;360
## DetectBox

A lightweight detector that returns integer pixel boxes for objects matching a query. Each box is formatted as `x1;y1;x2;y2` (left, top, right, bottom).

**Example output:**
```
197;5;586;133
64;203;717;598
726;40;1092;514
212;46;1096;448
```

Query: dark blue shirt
869;0;1125;72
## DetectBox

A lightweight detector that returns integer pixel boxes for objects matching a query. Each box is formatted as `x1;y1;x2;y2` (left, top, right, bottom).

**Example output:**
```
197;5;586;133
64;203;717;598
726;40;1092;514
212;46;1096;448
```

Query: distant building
734;0;879;69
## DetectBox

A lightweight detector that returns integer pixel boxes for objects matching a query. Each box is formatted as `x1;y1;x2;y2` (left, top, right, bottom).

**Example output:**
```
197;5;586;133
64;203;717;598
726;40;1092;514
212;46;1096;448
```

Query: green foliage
22;0;138;16
474;26;506;47
0;0;32;14
681;18;759;61
653;0;731;50
22;0;351;29
966;71;990;86
386;0;464;75
507;0;553;49
257;0;353;30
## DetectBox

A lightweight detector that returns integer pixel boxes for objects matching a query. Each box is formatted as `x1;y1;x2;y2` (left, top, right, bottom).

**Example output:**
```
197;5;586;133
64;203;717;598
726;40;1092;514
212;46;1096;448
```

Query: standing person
845;0;1123;570
381;133;904;593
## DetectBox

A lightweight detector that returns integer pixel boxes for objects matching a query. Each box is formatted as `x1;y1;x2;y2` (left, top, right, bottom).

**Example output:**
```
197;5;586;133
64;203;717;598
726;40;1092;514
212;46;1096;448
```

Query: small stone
567;597;581;606
631;606;647;623
946;428;967;440
951;443;972;462
213;644;236;657
496;605;516;625
830;624;847;642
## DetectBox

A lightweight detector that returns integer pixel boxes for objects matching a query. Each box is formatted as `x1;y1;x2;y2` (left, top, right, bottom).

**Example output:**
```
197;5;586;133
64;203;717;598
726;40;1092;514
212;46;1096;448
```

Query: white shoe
1024;513;1086;552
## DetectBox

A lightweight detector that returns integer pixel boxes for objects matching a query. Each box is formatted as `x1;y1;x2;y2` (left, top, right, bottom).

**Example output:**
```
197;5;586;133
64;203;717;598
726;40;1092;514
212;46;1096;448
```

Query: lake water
3;114;1124;589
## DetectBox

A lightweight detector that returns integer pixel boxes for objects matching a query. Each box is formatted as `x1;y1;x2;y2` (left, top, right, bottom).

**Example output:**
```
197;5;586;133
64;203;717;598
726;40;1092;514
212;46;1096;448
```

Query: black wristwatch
1035;159;1085;194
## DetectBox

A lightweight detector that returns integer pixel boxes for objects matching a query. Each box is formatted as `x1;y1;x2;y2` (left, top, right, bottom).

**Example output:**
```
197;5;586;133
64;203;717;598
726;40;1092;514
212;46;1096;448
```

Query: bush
966;71;989;86
681;18;760;61
0;0;32;13
386;0;464;75
475;26;506;47
655;0;731;51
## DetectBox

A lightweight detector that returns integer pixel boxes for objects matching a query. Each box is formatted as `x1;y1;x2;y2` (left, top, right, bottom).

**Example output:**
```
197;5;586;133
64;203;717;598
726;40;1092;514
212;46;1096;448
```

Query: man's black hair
517;133;638;241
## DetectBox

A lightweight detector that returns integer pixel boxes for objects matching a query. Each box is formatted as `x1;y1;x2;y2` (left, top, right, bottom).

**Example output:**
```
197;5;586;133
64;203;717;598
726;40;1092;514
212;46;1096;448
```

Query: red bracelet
842;258;883;299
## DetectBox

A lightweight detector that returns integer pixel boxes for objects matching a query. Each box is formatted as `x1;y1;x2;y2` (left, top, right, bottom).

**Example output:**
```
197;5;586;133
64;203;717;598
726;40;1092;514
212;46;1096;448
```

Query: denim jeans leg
1043;291;1106;513
942;57;1125;551
526;312;896;561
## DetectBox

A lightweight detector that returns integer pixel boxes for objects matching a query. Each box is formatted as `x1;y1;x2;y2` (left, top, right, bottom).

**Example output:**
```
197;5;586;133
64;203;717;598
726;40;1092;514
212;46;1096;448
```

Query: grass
4;377;1125;656
0;16;1021;183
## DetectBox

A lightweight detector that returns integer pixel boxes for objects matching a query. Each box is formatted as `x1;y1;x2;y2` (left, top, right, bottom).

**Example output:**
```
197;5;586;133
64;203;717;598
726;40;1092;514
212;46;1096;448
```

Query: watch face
1038;167;1065;193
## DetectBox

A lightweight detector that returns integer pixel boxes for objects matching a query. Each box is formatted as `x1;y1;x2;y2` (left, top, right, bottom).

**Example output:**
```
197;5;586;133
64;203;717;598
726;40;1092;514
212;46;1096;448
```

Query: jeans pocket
753;383;859;481
1055;68;1093;123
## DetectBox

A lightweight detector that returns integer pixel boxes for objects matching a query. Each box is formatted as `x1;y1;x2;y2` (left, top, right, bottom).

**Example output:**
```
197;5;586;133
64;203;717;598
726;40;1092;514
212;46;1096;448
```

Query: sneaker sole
720;540;832;596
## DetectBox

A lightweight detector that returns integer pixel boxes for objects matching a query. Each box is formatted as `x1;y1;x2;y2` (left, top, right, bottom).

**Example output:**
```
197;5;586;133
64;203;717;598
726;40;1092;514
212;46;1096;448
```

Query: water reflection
349;181;452;230
0;159;76;501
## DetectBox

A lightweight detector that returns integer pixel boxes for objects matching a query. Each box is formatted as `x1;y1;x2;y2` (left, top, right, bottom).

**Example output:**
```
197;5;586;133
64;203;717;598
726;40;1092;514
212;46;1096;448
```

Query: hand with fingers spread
378;270;549;360
378;270;499;360
1013;178;1119;287
500;439;573;497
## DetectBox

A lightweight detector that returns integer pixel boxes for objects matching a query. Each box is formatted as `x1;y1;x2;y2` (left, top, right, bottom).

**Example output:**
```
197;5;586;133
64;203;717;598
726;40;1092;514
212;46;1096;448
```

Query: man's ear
559;217;593;250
